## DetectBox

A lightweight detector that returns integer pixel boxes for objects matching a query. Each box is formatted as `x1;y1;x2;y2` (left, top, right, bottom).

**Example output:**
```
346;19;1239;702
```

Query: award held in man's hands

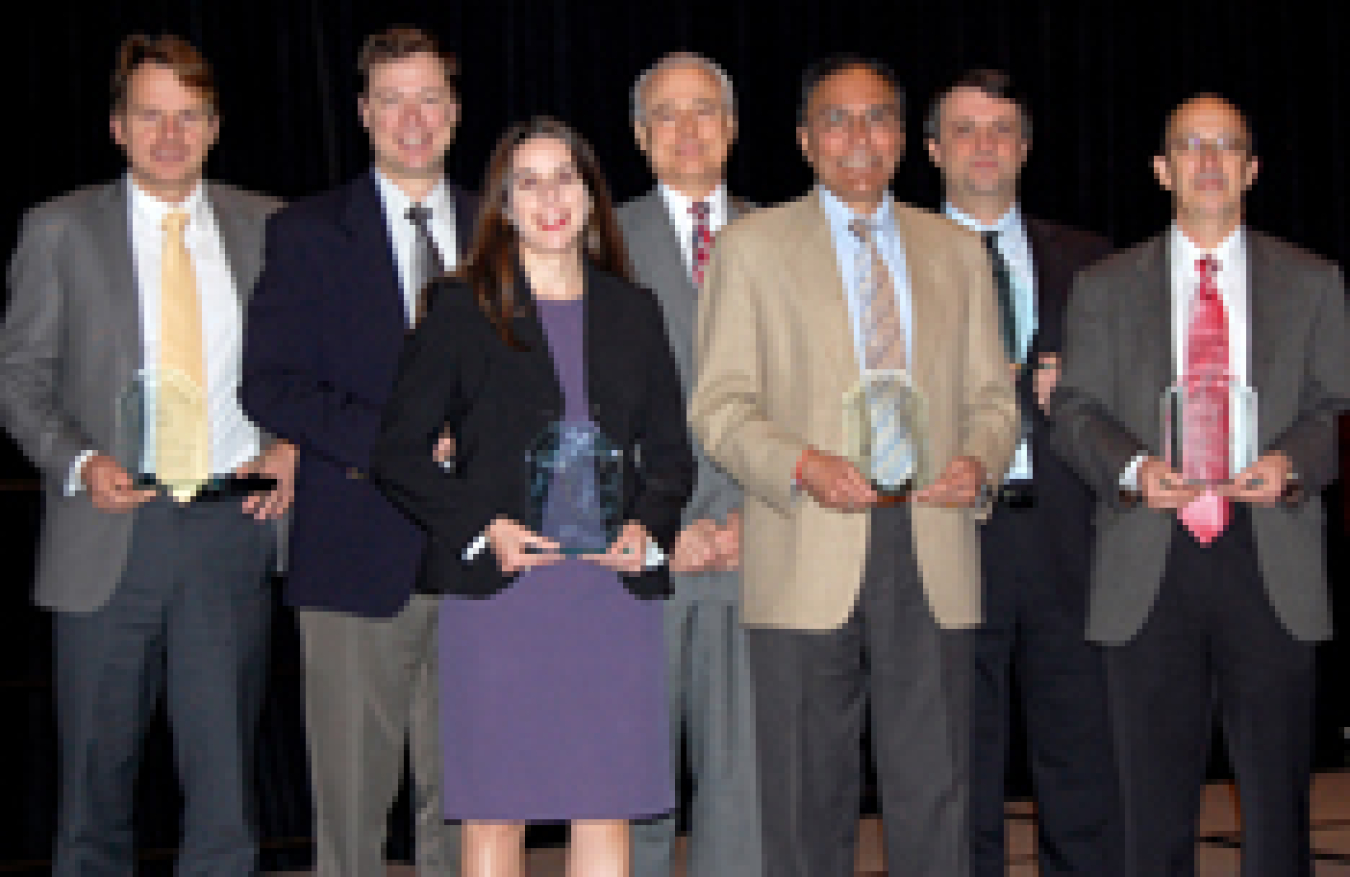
116;368;276;501
843;369;928;502
525;421;625;555
1160;375;1258;485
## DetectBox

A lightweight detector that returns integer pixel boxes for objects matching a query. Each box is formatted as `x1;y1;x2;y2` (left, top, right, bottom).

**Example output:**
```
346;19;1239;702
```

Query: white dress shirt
373;169;460;323
659;182;730;277
67;177;262;494
1121;225;1250;487
945;202;1038;481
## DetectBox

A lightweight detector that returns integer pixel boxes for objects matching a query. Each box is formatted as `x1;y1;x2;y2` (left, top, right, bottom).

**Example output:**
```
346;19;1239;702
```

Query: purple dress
438;298;673;821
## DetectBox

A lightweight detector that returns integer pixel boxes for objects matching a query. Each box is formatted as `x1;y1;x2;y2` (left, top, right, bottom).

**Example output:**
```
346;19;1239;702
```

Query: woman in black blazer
371;117;693;877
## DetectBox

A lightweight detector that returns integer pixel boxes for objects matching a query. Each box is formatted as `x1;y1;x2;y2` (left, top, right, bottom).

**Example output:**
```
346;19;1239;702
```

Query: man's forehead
943;87;1019;119
1169;100;1249;138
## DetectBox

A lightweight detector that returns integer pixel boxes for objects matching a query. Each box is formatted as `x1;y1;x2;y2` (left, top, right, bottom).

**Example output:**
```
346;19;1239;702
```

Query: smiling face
798;65;904;214
1154;96;1257;232
359;51;459;193
505;135;591;258
925;85;1028;208
110;62;219;204
634;62;736;197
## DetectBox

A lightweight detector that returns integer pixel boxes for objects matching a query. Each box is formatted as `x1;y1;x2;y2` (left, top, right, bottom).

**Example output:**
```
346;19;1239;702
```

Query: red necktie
690;201;713;286
1178;255;1231;543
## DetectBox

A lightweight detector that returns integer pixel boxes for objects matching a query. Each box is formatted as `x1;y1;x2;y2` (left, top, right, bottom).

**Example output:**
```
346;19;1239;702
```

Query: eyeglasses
646;101;727;128
510;167;584;196
1168;135;1249;156
366;88;456;117
124;107;214;129
812;105;902;134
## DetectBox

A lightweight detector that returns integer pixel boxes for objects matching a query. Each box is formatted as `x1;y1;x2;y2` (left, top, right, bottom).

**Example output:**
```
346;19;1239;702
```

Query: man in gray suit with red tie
0;34;292;875
619;52;762;877
1052;94;1350;875
241;26;474;877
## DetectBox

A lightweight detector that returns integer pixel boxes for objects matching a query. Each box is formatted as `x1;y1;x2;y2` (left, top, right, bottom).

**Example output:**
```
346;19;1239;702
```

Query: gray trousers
297;594;459;877
630;587;763;877
52;499;274;877
746;503;971;877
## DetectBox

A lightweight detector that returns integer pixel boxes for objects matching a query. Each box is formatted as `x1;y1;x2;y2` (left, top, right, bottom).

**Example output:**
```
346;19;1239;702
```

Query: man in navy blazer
240;26;476;877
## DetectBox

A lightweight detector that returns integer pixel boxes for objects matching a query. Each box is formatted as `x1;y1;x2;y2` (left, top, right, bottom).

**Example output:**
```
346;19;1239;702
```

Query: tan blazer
689;189;1017;630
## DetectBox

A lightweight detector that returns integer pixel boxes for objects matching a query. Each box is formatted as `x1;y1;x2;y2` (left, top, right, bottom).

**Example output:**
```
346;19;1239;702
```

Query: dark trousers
1105;506;1315;877
970;501;1119;877
52;499;274;877
747;503;971;877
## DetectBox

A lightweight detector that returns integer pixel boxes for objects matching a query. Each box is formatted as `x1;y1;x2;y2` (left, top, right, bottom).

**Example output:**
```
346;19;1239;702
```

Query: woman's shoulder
587;264;662;322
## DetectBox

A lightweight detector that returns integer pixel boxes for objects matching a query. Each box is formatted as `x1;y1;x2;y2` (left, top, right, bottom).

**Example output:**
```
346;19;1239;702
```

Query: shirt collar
1171;223;1245;274
944;201;1023;237
373;167;449;219
128;173;207;229
817;184;895;243
658;182;728;221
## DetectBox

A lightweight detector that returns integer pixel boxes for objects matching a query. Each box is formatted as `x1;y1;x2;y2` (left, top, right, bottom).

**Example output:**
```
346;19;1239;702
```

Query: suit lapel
1247;232;1281;395
1131;235;1174;441
341;172;411;334
207;184;261;301
91;179;142;373
789;192;856;382
891;206;944;401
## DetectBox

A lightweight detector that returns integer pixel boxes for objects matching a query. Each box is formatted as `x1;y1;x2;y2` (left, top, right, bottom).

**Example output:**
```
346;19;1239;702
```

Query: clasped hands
1136;451;1293;510
796;447;987;512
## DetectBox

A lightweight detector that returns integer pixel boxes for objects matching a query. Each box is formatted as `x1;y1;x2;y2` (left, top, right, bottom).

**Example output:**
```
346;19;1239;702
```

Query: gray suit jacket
0;177;279;612
1051;229;1350;644
619;189;751;602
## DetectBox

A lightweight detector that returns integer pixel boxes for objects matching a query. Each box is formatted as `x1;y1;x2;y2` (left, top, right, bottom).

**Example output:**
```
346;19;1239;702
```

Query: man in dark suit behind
240;26;474;877
1051;94;1350;875
619;51;762;877
924;70;1118;877
0;34;292;875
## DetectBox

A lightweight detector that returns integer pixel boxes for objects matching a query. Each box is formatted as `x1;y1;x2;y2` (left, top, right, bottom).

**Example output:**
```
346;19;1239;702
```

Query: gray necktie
850;219;907;371
981;230;1018;363
406;204;446;323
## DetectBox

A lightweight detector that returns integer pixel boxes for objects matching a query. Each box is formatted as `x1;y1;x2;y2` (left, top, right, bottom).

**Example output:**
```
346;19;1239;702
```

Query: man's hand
913;456;987;507
1137;458;1202;510
1224;451;1293;506
586;521;653;575
712;510;742;571
1034;354;1061;412
432;431;457;466
797;447;877;511
669;519;720;574
82;454;157;513
487;517;562;574
239;440;298;521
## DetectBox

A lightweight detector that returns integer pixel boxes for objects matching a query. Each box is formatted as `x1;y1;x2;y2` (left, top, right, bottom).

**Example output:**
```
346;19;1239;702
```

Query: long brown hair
458;117;631;349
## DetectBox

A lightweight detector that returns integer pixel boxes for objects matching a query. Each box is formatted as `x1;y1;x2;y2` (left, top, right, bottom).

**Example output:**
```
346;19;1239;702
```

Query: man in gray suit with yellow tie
0;35;292;875
619;52;762;877
1052;94;1350;875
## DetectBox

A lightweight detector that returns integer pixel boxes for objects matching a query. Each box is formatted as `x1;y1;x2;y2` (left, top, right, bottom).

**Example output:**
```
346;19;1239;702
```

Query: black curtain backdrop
4;0;1350;872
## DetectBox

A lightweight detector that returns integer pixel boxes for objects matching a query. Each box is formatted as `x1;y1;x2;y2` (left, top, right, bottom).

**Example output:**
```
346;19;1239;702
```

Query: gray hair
630;51;737;125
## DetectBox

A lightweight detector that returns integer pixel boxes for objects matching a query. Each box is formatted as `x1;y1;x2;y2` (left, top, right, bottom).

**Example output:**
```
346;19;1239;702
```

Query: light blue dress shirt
818;186;913;373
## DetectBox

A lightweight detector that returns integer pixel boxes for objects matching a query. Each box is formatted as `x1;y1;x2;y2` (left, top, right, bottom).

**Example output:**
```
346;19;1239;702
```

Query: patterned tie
690;200;713;286
158;211;209;501
981;230;1018;362
406;204;445;323
1178;255;1231;543
850;219;907;371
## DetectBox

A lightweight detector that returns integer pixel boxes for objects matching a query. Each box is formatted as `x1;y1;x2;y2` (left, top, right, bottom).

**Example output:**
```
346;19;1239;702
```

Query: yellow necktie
158;211;209;501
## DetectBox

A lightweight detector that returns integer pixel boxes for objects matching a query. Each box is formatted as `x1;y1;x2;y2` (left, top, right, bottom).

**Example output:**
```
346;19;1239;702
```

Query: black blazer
370;262;695;599
241;170;477;617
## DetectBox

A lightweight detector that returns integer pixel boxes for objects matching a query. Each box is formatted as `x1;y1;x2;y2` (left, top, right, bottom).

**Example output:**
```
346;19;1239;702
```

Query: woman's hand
486;517;562;574
585;521;654;575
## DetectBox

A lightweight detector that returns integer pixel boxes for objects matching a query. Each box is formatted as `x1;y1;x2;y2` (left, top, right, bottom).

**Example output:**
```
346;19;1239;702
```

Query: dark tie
406;204;446;323
982;230;1018;363
690;200;713;286
1178;255;1231;543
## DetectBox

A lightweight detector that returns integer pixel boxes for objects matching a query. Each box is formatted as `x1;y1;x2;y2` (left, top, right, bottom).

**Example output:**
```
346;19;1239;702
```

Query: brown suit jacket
689;189;1018;630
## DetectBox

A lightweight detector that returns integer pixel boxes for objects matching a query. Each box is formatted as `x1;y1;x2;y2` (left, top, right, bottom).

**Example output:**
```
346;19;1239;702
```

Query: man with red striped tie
1051;94;1350;876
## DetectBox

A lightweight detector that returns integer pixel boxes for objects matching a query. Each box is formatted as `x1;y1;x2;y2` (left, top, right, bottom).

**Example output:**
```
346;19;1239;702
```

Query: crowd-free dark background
4;0;1350;872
